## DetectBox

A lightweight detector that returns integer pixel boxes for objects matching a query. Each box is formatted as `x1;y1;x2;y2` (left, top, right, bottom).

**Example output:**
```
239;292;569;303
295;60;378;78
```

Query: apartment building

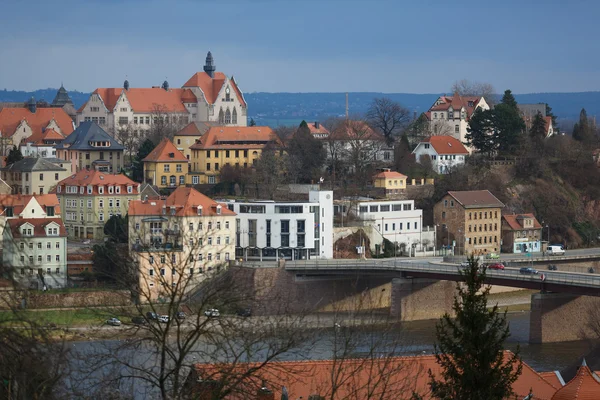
224;190;333;261
143;138;189;189
128;187;236;299
1;158;70;195
433;190;504;255
0;194;61;237
173;121;213;160
53;170;140;240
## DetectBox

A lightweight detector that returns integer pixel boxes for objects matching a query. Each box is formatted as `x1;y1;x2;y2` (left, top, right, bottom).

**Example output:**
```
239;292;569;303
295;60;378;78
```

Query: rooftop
447;190;505;209
502;213;543;230
0;106;74;138
419;135;469;155
129;186;236;217
2;157;67;173
142;138;188;163
6;217;67;238
190;126;278;150
56;121;124;151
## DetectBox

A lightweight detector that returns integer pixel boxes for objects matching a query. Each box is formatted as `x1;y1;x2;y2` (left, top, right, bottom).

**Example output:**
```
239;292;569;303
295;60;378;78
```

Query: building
188;126;280;184
372;169;407;195
173;121;213;160
20;127;69;158
324;120;393;167
306;121;330;139
51;85;77;121
77;52;247;132
128;186;236;299
433;190;504;255
501;213;543;253
424;92;490;146
1;158;70;195
0;99;74;156
522;114;554;138
224;190;333;261
53;170;140;240
551;360;600;399
143;138;189;189
3;217;67;289
412;136;469;174
55;121;124;174
0;194;61;238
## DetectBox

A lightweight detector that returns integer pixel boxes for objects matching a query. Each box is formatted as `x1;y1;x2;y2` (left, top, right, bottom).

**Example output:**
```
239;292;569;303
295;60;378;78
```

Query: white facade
427;95;490;145
21;143;57;158
225;190;333;260
412;144;467;174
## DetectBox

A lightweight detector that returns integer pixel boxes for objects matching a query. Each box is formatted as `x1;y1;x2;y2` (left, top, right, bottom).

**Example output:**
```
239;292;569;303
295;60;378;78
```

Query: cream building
53;170;140;240
128;186;236;300
0;194;61;239
77;52;247;133
1;158;70;195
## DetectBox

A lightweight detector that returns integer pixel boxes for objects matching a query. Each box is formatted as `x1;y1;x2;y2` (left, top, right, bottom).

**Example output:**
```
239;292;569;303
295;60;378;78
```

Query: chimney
315;121;320;129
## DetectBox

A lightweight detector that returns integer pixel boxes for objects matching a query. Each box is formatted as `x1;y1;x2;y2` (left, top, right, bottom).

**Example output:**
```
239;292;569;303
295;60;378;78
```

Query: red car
488;263;505;270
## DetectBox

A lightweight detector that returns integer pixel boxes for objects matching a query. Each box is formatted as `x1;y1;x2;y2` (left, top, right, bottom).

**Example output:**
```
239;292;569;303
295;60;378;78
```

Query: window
208;253;212;261
55;255;60;262
56;242;60;249
161;176;167;185
442;211;446;219
225;236;230;244
455;125;459;133
149;269;154;276
192;176;199;184
208;237;212;245
164;164;170;172
149;256;154;264
37;255;42;263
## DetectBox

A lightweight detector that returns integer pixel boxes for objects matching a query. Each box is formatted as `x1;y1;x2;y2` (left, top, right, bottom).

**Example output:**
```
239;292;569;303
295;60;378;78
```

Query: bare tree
148;104;187;144
451;79;497;106
112;123;139;167
366;98;411;143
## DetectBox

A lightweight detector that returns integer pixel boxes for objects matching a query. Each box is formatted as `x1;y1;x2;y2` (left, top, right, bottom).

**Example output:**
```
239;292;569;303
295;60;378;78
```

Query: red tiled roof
329;120;384;141
142;138;188;162
447;190;505;208
129;186;236;217
24;128;66;145
422;136;469;155
190;126;279;150
428;93;482;119
0;194;61;216
552;362;600;400
54;170;139;196
189;351;558;400
183;72;247;108
230;76;247;108
0;107;74;139
539;371;564;389
373;170;407;179
175;121;213;137
502;214;542;230
88;88;190;113
306;122;330;136
6;217;67;238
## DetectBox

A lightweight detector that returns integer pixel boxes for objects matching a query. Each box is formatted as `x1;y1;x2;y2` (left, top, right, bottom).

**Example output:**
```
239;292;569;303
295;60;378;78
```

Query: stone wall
390;278;455;320
0;289;132;310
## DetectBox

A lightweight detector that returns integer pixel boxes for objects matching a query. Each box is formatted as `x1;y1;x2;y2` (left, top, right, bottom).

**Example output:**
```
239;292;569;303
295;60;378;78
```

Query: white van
547;245;565;256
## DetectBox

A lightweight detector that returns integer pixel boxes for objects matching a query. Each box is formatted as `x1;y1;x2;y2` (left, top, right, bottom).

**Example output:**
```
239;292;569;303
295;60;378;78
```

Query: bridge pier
390;278;455;321
529;292;600;343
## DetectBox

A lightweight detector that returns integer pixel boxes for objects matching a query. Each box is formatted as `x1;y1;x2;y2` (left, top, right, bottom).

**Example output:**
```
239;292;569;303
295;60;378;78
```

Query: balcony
131;243;183;253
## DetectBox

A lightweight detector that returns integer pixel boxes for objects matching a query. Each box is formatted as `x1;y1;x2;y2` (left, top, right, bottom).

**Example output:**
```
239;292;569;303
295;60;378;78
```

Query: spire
204;51;215;78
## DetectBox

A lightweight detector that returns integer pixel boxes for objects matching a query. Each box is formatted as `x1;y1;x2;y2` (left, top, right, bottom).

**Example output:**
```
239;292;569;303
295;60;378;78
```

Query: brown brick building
433;190;504;255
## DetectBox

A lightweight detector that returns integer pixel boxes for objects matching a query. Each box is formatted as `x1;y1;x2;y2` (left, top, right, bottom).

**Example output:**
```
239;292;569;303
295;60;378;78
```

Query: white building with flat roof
224;190;333;261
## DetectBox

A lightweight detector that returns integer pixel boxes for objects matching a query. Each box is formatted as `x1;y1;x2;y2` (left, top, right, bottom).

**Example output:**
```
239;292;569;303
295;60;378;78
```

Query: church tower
203;51;215;78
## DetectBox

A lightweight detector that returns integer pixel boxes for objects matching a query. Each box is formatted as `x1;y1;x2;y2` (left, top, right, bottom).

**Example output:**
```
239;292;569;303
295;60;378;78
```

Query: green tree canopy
494;103;525;154
6;146;23;166
572;108;595;143
427;257;522;400
132;139;156;183
103;214;129;243
465;108;496;155
529;112;547;141
286;121;326;183
500;89;518;110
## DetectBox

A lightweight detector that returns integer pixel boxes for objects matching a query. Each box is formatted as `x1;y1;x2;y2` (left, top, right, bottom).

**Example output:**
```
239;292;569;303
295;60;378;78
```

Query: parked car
519;267;539;275
204;309;220;318
106;317;121;326
176;311;186;320
548;265;558;271
132;316;147;325
488;263;505;270
486;253;500;259
459;262;470;268
158;315;169;323
236;308;252;318
547;245;565;256
146;312;159;320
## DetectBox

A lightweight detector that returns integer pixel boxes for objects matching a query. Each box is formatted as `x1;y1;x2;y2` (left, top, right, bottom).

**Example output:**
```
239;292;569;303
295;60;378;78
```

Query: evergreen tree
500;89;518;110
572;108;594;143
103;215;129;243
249;118;256;127
493;103;525;155
6;146;23;166
545;103;557;127
428;257;523;400
394;134;414;173
529;112;547;141
286;121;326;183
465;108;496;155
132;139;156;183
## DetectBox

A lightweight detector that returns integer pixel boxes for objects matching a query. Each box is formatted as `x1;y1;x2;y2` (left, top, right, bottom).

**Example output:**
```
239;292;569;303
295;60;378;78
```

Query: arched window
218;109;224;124
225;109;231;124
225;86;231;102
232;107;237;124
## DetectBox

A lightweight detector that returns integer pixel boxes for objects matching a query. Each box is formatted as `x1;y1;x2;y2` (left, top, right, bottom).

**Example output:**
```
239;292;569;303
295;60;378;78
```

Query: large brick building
433;190;504;255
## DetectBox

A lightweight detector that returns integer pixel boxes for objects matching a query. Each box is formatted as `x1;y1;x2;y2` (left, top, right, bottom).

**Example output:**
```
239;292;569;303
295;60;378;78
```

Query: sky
0;0;598;94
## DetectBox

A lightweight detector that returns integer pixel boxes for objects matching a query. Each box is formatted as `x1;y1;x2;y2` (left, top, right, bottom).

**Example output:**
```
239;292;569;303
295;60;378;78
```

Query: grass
0;308;115;327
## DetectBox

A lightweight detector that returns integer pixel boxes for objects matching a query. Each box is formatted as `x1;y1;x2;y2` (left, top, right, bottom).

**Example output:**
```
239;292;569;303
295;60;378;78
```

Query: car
146;312;159;320
106;317;121;326
132;316;147;325
547;245;565;256
486;253;500;259
548;265;558;271
236;308;252;318
204;309;220;318
158;315;169;323
519;267;539;275
488;263;505;270
176;311;186;320
459;262;470;268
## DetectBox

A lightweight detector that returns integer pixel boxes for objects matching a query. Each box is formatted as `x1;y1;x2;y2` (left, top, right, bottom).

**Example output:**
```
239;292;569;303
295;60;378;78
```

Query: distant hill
2;88;599;127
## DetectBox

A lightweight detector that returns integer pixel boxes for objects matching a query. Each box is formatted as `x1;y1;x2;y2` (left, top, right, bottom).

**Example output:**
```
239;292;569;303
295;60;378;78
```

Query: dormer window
116;186;121;194
468;101;474;107
162;206;166;215
216;205;222;215
5;207;14;217
197;206;203;216
170;207;176;216
98;186;104;194
127;186;132;194
80;186;84;194
57;186;61;193
108;186;114;194
87;186;93;194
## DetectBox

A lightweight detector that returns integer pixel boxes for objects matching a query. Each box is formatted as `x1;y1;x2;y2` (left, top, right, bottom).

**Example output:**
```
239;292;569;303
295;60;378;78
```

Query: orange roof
24;128;66;145
422;136;469;155
502;214;542;230
0;194;61;216
329;120;384;141
189;351;558;400
428;93;482;119
190;126;279;150
306;122;330;137
552;362;600;400
539;371;564;389
6;217;67;238
54;170;139;196
175;121;213;137
183;72;246;108
129;186;236;217
88;88;190;113
373;170;407;179
0;107;74;139
143;138;188;162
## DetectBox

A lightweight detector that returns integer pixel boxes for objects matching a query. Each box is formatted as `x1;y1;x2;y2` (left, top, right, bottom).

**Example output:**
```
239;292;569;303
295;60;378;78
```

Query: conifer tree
6;146;23;166
529;112;547;141
249;118;256;126
465;108;496;155
132;139;156;183
572;108;594;143
427;256;523;400
500;89;518;110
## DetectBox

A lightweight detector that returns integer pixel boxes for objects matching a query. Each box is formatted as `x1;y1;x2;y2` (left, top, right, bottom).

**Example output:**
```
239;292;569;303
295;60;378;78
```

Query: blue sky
0;0;597;93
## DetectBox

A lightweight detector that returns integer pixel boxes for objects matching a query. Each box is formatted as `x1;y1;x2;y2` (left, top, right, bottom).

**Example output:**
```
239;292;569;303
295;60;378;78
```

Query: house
372;169;407;194
55;121;124;174
3;217;67;289
20;127;69;158
424;92;490;145
1;158;70;195
0;98;74;156
306;121;330;139
224;190;333;261
173;121;213;160
412;136;469;174
142;138;189;189
0;194;61;240
522;114;554;138
77;52;247;131
433;190;504;255
128;187;236;299
185;351;560;400
53;170;140;240
188;126;280;185
501;213;543;253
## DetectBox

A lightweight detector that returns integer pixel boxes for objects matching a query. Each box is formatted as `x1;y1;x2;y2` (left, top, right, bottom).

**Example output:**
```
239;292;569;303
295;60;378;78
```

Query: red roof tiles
190;126;279;150
24;128;66;145
502;214;542;230
6;217;67;238
552;362;600;400
91;88;190;113
329;120;384;141
0;107;74;138
54;170;139;196
142;138;188;162
129;186;236;217
422;136;469;155
373;170;407;179
183;72;247;108
0;194;61;216
447;190;505;208
428;93;483;119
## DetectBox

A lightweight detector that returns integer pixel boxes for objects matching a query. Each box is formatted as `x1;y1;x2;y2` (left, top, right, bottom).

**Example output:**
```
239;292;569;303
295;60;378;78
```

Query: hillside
2;89;600;127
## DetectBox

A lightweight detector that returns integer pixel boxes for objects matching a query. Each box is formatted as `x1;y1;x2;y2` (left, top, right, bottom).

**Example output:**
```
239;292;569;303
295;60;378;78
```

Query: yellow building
53;170;141;239
373;169;407;195
187;126;279;184
143;138;189;189
128;186;236;300
173;121;213;160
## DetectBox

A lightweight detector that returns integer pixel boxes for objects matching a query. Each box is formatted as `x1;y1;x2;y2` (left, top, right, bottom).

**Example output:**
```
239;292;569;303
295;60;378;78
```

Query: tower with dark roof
27;97;36;113
51;84;74;107
203;51;215;78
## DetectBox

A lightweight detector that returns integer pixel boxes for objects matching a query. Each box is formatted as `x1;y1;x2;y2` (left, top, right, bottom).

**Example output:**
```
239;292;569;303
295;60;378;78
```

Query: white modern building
412;135;469;174
224;191;333;261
